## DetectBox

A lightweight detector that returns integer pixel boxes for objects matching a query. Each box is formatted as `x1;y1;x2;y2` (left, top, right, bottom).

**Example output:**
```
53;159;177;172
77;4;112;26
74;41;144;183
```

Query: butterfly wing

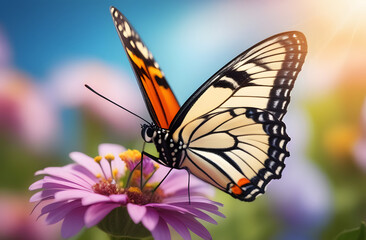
170;31;307;201
110;7;179;129
179;107;290;201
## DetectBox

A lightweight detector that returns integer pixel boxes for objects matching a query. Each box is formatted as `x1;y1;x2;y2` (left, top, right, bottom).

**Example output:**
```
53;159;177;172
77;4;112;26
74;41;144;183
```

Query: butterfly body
142;124;185;169
110;7;307;201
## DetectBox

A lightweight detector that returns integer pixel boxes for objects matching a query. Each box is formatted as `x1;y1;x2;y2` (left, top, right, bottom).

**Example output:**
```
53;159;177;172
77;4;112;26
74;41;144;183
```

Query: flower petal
179;214;212;240
127;203;146;224
111;156;126;178
146;203;190;213
29;179;44;190
45;200;82;224
177;206;217;224
84;203;120;228
98;143;126;157
152;167;215;197
54;190;106;204
61;206;88;238
159;212;191;240
68;164;99;183
81;194;112;206
36;166;95;188
100;158;112;179
151;217;171;240
69;151;101;176
40;201;69;216
141;208;159;231
167;200;223;216
42;176;91;190
109;194;128;203
30;190;58;202
99;144;127;178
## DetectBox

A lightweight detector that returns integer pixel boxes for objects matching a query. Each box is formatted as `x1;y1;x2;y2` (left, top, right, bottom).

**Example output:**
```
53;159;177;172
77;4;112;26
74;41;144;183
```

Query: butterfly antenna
85;84;149;124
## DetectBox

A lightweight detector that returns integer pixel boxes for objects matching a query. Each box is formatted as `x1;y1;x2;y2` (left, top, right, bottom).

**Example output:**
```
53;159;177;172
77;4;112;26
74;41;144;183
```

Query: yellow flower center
92;149;164;205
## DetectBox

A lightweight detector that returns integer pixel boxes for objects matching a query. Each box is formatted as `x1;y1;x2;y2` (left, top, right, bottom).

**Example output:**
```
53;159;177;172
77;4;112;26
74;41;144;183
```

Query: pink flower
0;69;59;152
29;143;224;239
0;193;59;240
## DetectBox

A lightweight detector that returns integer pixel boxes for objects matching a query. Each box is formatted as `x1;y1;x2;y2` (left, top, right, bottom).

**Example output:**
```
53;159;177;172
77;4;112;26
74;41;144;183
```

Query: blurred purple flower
268;108;333;239
0;193;59;240
29;143;224;239
354;98;366;171
0;69;59;152
48;61;145;136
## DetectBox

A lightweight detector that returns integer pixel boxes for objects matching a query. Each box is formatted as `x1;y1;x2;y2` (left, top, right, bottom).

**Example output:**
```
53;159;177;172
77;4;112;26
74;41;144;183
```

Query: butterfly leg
183;167;191;205
141;150;166;165
125;161;141;188
152;167;173;193
140;142;145;189
141;150;173;191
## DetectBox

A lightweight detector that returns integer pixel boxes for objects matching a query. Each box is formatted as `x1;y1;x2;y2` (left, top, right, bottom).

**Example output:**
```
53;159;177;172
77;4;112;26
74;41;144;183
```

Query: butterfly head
141;124;156;143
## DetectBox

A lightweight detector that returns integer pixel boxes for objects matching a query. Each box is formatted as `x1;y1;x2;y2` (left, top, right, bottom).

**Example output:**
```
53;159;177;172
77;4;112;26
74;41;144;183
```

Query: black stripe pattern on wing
170;32;307;133
181;107;290;201
213;32;307;120
232;108;290;201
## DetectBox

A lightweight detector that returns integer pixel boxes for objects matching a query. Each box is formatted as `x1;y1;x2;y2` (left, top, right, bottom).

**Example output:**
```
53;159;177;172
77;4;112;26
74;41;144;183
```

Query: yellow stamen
144;183;154;188
132;150;141;160
96;173;101;178
128;186;142;194
112;168;118;178
119;153;126;161
119;149;142;163
105;153;115;162
94;156;108;179
94;156;102;163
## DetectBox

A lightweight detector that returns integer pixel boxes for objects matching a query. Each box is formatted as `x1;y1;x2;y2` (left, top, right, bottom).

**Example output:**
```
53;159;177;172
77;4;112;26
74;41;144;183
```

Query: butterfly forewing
110;7;180;129
170;31;307;133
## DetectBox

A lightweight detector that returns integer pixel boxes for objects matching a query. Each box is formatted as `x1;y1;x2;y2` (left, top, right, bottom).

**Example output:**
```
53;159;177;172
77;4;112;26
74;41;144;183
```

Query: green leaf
336;222;366;240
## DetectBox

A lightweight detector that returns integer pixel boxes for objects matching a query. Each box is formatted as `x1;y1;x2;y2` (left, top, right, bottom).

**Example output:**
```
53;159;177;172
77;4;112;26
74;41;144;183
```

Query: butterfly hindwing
110;7;180;129
170;31;307;201
178;107;290;201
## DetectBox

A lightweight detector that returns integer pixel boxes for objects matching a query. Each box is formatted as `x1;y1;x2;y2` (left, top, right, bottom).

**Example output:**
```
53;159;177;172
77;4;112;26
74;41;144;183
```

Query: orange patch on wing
126;48;179;129
231;178;251;195
127;48;148;72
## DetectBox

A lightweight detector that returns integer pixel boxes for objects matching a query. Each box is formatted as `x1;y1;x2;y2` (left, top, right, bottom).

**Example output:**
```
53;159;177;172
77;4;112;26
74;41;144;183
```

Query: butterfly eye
141;125;154;143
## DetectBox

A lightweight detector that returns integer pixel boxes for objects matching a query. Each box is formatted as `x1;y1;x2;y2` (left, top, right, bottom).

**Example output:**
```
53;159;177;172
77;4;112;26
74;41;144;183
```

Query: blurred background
1;0;366;239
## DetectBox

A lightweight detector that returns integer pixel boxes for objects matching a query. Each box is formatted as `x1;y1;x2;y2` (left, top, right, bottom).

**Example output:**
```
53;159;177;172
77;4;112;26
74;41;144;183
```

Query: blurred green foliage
335;222;366;240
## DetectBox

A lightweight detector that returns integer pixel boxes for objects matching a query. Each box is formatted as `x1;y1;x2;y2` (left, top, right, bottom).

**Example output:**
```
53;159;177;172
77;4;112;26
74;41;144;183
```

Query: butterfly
110;6;307;201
